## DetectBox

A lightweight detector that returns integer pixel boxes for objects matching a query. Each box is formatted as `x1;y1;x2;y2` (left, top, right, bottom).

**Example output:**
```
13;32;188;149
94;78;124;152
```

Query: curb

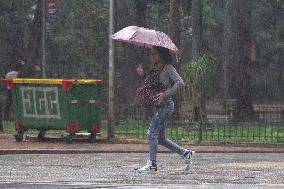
1;148;284;155
1;134;284;155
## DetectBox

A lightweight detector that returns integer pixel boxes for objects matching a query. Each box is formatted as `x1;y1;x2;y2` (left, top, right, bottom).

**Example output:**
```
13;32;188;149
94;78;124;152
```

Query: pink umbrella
112;26;178;53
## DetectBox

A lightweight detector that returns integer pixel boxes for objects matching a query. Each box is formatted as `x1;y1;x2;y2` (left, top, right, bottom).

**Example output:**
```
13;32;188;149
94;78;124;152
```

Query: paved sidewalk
1;153;284;188
0;133;284;155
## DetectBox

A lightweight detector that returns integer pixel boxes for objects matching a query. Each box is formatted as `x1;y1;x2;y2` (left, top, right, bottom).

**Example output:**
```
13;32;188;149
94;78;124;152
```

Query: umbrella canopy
111;26;178;53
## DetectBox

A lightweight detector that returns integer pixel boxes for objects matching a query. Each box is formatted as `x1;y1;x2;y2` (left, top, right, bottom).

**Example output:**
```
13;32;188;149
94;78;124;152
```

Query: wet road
0;153;283;189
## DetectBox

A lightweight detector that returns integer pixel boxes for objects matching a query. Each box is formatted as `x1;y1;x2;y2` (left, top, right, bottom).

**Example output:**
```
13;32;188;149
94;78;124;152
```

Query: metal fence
112;103;284;144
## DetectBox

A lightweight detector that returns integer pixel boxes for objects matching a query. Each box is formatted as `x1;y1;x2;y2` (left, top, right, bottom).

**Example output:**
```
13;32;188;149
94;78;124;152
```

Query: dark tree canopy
0;0;283;123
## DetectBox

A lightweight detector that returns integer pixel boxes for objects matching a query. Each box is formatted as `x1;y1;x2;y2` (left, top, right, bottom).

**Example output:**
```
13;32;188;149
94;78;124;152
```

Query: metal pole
42;0;46;78
108;0;114;138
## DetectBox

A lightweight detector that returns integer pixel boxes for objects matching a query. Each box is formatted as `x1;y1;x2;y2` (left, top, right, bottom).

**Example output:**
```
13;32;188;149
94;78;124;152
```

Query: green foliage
249;0;284;100
0;0;35;72
43;0;110;78
252;0;284;61
0;0;283;105
202;0;218;39
147;1;170;30
3;122;15;134
183;54;216;96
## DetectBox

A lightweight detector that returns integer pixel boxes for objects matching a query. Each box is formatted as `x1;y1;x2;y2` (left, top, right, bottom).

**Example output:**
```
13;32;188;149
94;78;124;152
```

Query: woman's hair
153;46;172;64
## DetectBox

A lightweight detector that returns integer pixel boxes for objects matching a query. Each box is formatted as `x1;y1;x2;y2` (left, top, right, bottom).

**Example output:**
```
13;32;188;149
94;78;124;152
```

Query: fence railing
112;104;284;144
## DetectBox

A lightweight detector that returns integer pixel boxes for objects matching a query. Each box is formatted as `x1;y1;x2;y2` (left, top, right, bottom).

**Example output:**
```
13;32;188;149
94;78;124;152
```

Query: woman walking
136;46;194;172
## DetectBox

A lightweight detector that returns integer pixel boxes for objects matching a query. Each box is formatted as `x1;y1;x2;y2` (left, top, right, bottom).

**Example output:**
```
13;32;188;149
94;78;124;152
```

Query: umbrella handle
175;54;179;63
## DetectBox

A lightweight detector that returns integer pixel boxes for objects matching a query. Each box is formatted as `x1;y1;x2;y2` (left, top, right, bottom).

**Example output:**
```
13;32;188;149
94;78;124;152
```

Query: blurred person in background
4;61;23;120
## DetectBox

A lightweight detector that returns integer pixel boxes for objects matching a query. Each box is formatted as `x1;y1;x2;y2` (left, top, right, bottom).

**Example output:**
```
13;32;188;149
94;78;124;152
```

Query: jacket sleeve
164;64;184;98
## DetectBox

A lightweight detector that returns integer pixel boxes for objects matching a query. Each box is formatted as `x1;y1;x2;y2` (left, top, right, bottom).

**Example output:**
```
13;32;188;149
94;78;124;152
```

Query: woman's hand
136;64;145;77
155;92;165;105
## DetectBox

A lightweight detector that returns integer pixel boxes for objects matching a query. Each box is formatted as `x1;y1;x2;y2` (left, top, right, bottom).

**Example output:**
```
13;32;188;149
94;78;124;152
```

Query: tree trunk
156;0;167;32
169;0;182;119
135;0;148;63
191;0;206;120
136;0;148;27
224;0;255;122
170;0;181;50
2;1;25;70
82;1;93;79
191;0;203;60
113;0;131;124
23;0;43;77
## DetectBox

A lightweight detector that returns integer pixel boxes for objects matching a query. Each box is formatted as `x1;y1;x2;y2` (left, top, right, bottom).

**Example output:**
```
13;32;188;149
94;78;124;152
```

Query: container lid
12;78;104;85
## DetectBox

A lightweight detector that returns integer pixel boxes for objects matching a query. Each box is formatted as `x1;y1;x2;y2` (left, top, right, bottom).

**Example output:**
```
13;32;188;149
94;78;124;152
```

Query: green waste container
9;78;104;143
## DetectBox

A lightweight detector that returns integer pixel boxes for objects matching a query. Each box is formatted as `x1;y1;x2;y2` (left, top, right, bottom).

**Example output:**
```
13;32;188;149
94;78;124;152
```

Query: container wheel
37;130;46;140
64;134;74;143
13;129;25;142
88;132;97;143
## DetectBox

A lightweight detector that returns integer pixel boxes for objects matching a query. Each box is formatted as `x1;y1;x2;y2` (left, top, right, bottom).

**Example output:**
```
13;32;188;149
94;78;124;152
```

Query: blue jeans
148;99;187;163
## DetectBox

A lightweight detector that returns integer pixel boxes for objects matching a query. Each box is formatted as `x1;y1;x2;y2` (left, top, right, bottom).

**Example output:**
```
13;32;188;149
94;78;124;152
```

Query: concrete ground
0;133;284;188
0;153;283;189
0;133;284;189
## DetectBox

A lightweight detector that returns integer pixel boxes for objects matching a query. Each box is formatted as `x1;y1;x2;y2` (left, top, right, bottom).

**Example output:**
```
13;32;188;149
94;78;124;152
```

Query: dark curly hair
153;46;172;64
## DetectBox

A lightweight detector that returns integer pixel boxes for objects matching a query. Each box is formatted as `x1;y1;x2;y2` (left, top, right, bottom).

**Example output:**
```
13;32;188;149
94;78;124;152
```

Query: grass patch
3;122;15;134
3;120;284;143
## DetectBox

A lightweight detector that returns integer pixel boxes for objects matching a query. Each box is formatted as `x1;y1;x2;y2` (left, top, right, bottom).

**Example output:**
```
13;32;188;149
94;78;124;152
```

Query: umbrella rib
155;32;160;47
129;30;138;41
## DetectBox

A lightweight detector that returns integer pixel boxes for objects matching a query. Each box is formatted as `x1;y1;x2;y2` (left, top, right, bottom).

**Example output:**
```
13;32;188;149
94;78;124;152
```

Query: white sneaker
136;160;157;173
184;150;195;171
